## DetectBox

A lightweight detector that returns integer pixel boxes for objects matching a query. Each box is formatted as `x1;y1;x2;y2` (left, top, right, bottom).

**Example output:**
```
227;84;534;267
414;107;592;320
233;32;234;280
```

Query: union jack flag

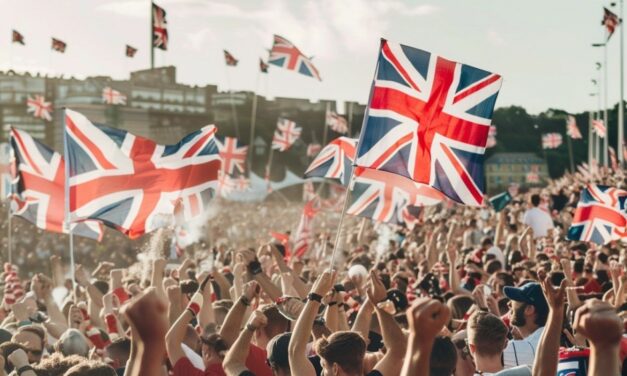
260;58;269;73
542;133;562;149
10;128;103;240
306;143;321;157
355;39;502;206
152;3;168;50
567;185;627;245
233;175;250;192
126;45;137;58
12;30;24;45
224;50;238;66
566;115;582;139
51;38;66;53
26;95;52;121
401;206;423;230
326;110;348;134
603;7;620;40
272;118;301;152
292;199;318;259
304;137;356;186
217;171;235;197
347;167;444;224
0;143;11;200
593;119;606;138
486;125;497;148
268;34;321;81
102;87;127;105
215;137;247;175
64;109;221;239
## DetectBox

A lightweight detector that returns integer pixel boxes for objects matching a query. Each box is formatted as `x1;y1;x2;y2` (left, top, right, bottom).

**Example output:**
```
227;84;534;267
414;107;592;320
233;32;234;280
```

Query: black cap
503;282;548;317
267;332;291;369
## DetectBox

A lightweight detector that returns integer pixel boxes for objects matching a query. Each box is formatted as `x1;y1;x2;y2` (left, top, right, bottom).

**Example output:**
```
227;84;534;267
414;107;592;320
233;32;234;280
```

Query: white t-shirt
522;208;554;238
503;327;544;368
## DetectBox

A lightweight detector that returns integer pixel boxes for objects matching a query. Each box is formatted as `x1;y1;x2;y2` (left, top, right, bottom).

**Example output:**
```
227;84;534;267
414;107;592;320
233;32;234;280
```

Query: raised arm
219;281;259;347
198;273;216;329
494;210;506;247
223;310;268;376
532;277;566;376
150;259;168;301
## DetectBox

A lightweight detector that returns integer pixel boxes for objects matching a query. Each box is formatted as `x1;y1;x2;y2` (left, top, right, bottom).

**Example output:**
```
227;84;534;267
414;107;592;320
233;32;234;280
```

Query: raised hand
246;310;268;331
367;270;387;304
311;270;336;297
540;276;567;310
406;298;451;346
573;299;623;348
122;287;168;343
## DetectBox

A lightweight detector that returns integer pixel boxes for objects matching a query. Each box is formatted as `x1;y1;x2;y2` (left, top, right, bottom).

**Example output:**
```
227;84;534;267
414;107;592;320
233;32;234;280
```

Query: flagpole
604;42;609;167
62;109;77;292
328;174;353;271
265;147;274;192
347;102;354;137
566;128;574;173
588;110;593;165
322;102;330;146
248;72;261;172
7;204;12;264
620;0;625;166
150;1;154;69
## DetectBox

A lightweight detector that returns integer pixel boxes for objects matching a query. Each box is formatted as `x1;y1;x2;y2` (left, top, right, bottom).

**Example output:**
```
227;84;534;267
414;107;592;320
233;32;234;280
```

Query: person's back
522;195;553;238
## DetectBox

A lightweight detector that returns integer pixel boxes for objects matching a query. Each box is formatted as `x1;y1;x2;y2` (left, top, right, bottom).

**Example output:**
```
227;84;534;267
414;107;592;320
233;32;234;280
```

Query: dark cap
386;289;408;312
267;332;291;369
503;282;548;315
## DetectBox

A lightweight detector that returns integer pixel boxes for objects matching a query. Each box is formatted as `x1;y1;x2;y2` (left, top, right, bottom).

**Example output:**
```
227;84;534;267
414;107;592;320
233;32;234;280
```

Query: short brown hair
467;311;508;357
314;331;365;374
63;361;116;376
261;305;289;338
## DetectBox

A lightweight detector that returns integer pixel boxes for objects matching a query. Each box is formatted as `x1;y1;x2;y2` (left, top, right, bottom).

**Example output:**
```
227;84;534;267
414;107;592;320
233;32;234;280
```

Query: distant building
484;152;549;193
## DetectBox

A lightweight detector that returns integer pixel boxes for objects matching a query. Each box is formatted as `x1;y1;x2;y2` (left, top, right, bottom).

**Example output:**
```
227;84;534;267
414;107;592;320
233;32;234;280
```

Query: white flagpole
604;42;609;167
7;205;11;264
62;109;76;291
620;0;625;166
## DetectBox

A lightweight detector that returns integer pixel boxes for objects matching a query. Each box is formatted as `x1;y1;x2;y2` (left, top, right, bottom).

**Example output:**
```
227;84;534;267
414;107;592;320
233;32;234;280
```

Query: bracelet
17;365;35;375
307;293;322;303
186;293;203;316
328;301;337;306
240;296;251;307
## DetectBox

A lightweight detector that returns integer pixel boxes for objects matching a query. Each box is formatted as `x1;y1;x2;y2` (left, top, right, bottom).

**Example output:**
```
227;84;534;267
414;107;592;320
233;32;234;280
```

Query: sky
0;0;621;115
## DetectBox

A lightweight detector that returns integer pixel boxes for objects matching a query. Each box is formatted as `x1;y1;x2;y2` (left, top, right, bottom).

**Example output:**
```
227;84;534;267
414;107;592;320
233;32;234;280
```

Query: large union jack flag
268;35;321;81
215;136;247;175
355;39;502;206
27;95;53;121
347;167;444;224
567;185;627;245
65;109;221;239
152;3;168;50
10;128;103;240
304;137;356;186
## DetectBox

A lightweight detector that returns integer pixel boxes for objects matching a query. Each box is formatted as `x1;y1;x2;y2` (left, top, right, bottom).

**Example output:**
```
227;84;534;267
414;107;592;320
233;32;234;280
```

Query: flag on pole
126;45;137;57
593;119;606;138
152;3;168;50
602;7;620;40
233;175;251;192
51;38;66;53
292;199;318;259
567;185;627;245
12;30;24;45
9;128;103;240
489;191;512;212
217;171;235;197
354;39;502;206
223;50;238;66
609;146;619;170
102;87;127;105
26;95;52;121
304;137;357;186
306;143;321;157
303;180;315;202
215;137;248;175
259;58;269;73
486;125;497;148
271;118;301;152
268;34;321;81
326;110;348;134
542;133;563;149
566;115;582;139
64;109;221;239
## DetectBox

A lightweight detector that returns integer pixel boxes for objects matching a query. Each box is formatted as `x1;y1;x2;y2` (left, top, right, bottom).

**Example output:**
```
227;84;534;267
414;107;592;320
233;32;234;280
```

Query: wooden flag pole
7;205;12;264
150;1;154;69
248;72;261;171
63;109;77;292
328;173;353;271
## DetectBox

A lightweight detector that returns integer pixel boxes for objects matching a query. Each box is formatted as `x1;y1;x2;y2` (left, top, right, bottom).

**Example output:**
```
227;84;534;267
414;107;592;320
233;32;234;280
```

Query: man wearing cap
502;282;548;368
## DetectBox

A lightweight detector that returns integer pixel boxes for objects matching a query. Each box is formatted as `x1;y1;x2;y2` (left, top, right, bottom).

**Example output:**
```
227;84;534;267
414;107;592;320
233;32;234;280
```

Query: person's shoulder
494;365;532;375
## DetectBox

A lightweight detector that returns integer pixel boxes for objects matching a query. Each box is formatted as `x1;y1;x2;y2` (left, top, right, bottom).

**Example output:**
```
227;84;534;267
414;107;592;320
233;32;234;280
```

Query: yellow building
484;152;549;194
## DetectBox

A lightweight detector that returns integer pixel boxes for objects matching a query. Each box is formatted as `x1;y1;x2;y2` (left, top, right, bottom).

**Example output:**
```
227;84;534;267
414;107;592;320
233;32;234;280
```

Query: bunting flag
486;125;497;148
347;167;444;224
271;118;301;152
102;87;127;105
215;137;248;175
602;7;620;40
593;119;606;138
292;199;318;259
12;30;24;45
326;110;348;134
224;50;238;66
489;191;512;212
567;185;627;245
268;34;321;80
259;58;269;73
51;38;66;53
566;115;582;139
609;146;619;171
354;39;502;207
152;3;168;50
126;45;138;58
304;137;357;186
9;128;103;240
64;109;221;239
542;133;562;149
26;95;52;121
306;143;322;157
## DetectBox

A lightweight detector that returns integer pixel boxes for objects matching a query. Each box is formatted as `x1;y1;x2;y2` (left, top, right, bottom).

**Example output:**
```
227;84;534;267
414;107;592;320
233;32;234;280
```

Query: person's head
55;328;90;358
200;333;228;366
530;194;541;207
447;295;474;321
480;237;493;251
314;331;366;376
12;325;45;363
105;337;130;370
467;311;508;359
34;353;84;376
256;305;290;347
63;361;117;376
504;282;548;331
430;336;457;376
266;332;291;376
0;342;27;374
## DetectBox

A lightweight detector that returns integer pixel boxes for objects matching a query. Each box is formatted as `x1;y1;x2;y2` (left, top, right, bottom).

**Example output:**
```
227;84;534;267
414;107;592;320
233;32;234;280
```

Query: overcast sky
0;0;620;114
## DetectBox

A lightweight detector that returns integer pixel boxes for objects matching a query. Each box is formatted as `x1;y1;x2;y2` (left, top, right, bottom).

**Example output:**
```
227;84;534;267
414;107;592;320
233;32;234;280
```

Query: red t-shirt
172;345;272;376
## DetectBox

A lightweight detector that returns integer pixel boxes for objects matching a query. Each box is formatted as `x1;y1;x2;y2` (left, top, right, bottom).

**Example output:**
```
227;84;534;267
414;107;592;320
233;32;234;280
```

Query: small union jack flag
304;137;356;186
233;175;251;192
567;185;627;245
26;95;52;121
153;3;168;50
224;50;238;66
215;137;248;175
566;115;582;139
593;119;606;138
306;144;322;157
126;45;137;58
102;87;127;105
12;30;24;45
355;39;502;206
260;58;269;73
217;171;235;197
542;133;562;149
292;199;318;259
268;34;321;81
326;110;348;134
51;38;66;53
603;7;620;40
486;125;497;148
272;118;301;152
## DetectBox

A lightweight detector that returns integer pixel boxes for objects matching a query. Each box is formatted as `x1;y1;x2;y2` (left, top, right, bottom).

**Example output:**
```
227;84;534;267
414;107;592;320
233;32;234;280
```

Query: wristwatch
307;292;323;303
17;365;35;375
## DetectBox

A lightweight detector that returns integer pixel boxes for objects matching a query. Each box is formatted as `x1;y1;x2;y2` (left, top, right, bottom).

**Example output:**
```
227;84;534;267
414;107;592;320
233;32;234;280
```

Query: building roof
485;152;546;165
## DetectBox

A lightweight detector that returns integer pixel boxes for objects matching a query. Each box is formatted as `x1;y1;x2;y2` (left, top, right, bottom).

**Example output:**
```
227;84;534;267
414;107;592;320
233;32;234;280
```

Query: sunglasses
25;348;43;357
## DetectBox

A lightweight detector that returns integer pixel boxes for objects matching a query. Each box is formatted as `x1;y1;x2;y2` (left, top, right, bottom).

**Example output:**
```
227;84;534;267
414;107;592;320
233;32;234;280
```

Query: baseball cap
503;282;548;316
267;332;291;369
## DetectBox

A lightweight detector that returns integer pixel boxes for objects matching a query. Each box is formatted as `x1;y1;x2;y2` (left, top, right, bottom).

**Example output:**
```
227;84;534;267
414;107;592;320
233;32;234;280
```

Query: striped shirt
503;327;544;368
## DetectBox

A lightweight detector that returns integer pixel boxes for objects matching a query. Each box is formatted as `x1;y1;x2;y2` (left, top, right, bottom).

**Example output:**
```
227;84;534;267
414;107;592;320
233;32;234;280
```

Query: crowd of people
0;167;624;376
